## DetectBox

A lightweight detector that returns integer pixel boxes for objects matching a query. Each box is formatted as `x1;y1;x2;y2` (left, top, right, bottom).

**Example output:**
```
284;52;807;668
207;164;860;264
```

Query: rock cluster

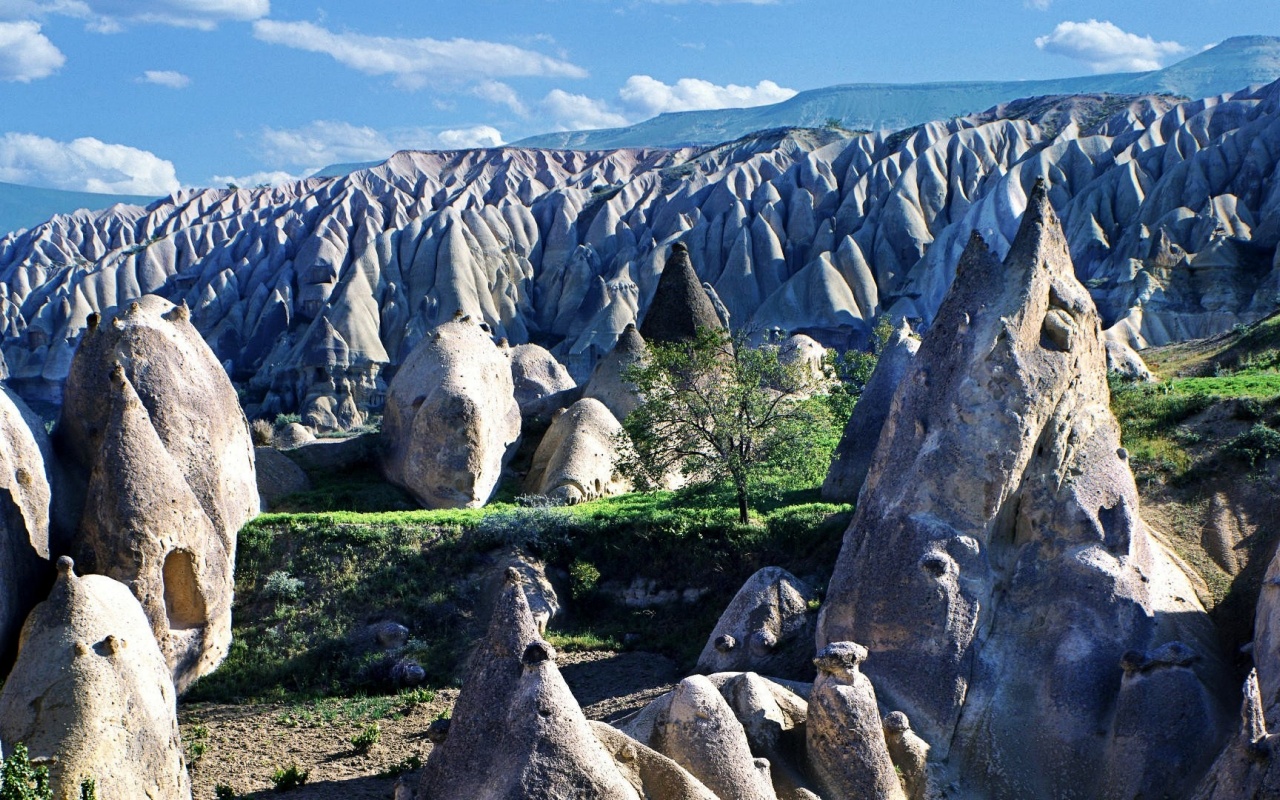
818;184;1233;798
56;295;258;692
381;317;521;509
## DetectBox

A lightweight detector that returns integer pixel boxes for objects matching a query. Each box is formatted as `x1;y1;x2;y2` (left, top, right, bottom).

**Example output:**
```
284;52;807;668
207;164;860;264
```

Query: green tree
618;327;828;523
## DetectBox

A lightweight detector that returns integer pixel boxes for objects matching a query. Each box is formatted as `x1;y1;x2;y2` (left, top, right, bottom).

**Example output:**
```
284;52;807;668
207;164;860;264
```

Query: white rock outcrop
381;317;521;509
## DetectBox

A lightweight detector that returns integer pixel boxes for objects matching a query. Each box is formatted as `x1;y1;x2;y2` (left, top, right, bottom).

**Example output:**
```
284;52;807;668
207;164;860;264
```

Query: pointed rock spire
640;243;724;344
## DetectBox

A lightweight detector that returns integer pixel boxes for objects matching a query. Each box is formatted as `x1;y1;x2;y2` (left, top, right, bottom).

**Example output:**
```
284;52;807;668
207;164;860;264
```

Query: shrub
263;570;305;602
215;785;237;800
270;764;308;792
377;754;422;779
350;722;381;753
250;418;274;446
273;413;302;429
0;744;51;800
1227;423;1280;468
568;559;600;600
78;779;94;800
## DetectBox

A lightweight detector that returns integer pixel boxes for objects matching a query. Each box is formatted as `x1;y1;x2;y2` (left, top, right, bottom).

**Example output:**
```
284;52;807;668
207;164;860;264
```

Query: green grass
189;476;851;704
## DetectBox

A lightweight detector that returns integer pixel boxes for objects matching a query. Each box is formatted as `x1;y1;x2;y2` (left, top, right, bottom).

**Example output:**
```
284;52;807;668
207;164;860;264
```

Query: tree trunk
737;486;749;524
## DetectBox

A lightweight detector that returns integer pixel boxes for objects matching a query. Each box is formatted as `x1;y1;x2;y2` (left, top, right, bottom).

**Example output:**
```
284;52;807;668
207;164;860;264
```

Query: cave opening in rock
162;549;205;631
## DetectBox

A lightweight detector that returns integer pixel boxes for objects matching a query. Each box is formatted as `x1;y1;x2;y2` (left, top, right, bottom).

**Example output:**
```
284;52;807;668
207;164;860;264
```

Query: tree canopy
617;327;831;523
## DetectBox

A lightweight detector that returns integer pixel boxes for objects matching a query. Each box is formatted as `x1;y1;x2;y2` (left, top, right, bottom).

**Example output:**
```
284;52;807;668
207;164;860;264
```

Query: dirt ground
181;650;678;799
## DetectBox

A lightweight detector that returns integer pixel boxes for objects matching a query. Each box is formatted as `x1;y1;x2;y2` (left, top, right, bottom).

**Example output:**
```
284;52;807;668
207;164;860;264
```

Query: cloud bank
0;132;179;194
1035;19;1185;73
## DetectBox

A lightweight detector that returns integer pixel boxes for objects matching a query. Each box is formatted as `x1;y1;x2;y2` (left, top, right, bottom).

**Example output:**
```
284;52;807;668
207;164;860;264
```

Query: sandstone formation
640;243;725;344
57;295;258;693
817;185;1233;798
648;675;777;800
4;90;1280;424
1105;338;1156;382
0;384;55;668
273;421;316;449
253;446;311;509
807;643;906;800
525;398;628;505
0;557;190;799
510;343;578;425
418;568;707;799
882;712;931;800
583;323;647;422
381;317;521;509
776;334;826;384
821;318;919;503
696;567;817;680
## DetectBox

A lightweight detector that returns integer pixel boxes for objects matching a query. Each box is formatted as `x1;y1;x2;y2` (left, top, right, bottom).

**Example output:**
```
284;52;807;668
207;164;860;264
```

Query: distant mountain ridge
0;182;155;239
516;36;1280;150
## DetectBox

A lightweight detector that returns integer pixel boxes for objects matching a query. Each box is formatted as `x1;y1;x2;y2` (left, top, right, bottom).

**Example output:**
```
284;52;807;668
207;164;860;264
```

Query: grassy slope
1110;313;1280;659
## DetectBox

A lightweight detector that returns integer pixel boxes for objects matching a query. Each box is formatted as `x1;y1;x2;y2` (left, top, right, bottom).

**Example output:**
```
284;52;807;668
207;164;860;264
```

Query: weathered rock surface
273;421;316;449
474;548;561;635
696;567;816;680
652;675;778;800
0;558;190;799
821;318;920;503
817;185;1233;798
589;721;719;800
525;398;628;504
381;318;521;509
583;323;647;423
1192;670;1280;800
882;711;931;800
253;446;311;509
5;89;1280;423
640;243;725;344
57;295;257;693
807;642;906;800
1105;338;1156;381
418;568;696;799
0;384;55;668
510;343;577;425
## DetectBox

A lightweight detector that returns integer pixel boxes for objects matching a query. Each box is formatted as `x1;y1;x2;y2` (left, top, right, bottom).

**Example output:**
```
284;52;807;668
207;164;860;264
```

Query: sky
0;0;1277;194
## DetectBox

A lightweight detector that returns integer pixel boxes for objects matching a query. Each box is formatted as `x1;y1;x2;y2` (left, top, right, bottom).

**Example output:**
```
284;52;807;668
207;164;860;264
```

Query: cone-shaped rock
807;643;906;800
817;183;1232;799
525;398;628;505
584;323;647;422
58;296;255;692
0;385;55;670
417;570;638;799
639;243;724;344
654;675;778;800
382;318;521;509
696;567;816;680
58;295;259;546
820;319;919;503
590;721;719;800
76;368;229;692
0;557;191;799
1191;670;1280;800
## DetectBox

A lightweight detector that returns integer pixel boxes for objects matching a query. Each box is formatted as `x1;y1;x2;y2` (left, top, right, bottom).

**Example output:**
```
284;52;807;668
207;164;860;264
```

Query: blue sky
0;0;1277;193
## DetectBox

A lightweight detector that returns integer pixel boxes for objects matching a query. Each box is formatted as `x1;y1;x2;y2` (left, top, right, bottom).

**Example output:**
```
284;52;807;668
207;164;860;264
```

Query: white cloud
1035;19;1185;73
0;20;63;81
209;169;304;188
257;120;507;171
0;132;179;194
619;75;795;117
472;79;528;117
540;89;630;131
1023;0;1051;9
140;69;190;88
251;20;586;88
437;125;504;149
1;0;267;30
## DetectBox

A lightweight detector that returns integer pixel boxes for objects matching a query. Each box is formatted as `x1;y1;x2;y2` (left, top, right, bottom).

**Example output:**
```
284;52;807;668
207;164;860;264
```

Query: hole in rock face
162;549;206;632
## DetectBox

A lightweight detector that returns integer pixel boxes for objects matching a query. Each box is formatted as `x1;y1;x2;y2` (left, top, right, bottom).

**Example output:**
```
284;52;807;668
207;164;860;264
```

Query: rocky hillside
4;82;1280;429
